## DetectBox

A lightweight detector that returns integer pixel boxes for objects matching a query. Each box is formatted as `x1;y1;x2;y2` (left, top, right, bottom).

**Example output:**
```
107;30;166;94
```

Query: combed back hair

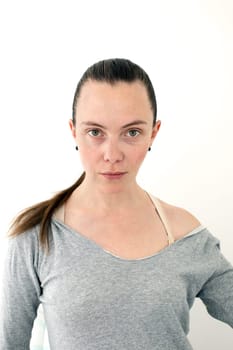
9;58;157;252
72;58;157;126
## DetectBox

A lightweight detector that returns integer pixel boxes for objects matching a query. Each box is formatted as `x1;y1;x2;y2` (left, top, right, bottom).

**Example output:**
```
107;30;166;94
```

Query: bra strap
146;193;175;245
54;204;65;222
54;194;175;245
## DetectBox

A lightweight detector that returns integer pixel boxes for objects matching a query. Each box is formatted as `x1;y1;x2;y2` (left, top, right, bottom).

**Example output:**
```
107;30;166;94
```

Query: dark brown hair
72;58;157;126
9;58;157;252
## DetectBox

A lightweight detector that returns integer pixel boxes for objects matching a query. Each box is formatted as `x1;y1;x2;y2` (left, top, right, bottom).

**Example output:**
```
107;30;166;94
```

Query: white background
0;0;233;348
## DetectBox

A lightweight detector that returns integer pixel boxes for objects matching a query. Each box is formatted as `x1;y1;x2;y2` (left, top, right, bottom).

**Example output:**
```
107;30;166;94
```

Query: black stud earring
148;147;151;151
75;146;78;151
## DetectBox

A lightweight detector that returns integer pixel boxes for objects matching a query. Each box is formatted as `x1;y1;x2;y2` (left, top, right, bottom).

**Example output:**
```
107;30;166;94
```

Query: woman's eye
127;129;140;137
88;129;102;137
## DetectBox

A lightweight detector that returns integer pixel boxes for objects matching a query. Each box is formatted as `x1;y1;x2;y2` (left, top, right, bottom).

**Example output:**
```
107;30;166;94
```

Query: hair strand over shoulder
8;172;86;253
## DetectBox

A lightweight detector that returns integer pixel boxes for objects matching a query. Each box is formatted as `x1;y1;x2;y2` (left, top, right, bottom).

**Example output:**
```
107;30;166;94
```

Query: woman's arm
197;234;233;328
0;230;41;349
161;200;233;328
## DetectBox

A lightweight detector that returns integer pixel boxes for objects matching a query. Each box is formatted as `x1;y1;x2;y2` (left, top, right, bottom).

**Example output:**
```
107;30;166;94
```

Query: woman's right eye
88;129;102;137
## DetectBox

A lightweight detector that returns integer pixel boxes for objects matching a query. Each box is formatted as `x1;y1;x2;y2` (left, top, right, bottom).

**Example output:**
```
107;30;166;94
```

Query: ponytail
8;172;85;253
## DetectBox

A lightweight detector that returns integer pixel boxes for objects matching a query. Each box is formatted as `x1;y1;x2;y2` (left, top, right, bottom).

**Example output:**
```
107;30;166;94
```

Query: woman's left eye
127;129;141;137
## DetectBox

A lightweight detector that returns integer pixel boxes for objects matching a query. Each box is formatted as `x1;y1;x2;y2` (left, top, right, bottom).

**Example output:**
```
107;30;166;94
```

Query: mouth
100;172;127;180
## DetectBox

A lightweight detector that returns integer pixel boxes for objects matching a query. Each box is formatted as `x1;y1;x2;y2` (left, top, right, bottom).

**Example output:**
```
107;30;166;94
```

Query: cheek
130;147;148;165
78;148;98;169
79;150;90;162
78;138;96;157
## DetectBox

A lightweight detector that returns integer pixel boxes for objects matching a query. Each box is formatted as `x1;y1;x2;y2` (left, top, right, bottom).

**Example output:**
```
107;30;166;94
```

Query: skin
69;80;160;204
66;80;200;257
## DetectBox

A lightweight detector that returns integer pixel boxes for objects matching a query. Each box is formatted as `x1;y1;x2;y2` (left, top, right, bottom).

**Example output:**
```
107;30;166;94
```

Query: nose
103;139;124;164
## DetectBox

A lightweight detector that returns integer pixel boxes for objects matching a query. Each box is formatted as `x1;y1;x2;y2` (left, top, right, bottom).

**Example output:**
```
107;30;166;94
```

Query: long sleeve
0;230;42;349
197;234;233;328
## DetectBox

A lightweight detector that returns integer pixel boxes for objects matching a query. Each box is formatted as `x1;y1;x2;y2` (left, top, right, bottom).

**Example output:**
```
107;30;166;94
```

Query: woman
0;58;232;349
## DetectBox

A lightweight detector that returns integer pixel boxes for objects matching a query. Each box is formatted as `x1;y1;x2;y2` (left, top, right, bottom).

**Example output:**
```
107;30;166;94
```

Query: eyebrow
80;120;148;129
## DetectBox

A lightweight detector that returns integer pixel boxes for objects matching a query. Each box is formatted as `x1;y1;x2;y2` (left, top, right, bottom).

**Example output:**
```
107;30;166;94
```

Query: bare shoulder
157;198;202;241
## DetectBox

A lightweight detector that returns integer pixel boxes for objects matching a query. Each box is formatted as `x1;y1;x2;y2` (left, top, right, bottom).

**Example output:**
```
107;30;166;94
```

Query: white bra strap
54;194;175;245
54;205;65;222
146;193;175;244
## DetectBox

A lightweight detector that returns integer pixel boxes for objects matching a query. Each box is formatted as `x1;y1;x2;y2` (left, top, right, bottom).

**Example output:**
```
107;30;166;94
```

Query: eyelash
87;129;102;137
126;129;141;137
87;128;141;138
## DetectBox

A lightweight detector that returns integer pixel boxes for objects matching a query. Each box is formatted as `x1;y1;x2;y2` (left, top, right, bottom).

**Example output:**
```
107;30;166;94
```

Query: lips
101;172;126;175
100;171;127;179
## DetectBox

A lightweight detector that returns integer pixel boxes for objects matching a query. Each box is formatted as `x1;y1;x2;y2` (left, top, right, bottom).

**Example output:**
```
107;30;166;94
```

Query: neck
71;179;147;213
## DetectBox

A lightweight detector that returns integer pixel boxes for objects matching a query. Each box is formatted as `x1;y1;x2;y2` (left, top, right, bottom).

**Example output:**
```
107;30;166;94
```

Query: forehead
75;80;153;122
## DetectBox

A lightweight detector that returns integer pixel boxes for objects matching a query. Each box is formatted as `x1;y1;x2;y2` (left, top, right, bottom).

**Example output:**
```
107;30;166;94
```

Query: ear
69;119;76;138
150;120;161;143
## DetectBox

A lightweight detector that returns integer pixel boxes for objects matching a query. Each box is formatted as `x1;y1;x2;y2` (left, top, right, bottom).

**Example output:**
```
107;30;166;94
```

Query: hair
72;58;157;126
9;58;157;252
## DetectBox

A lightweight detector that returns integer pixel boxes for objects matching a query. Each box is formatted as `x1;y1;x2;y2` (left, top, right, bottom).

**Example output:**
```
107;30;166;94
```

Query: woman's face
69;80;161;191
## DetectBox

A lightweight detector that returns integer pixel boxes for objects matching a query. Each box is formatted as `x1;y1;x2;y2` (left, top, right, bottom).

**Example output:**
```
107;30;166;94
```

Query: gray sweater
1;197;233;349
